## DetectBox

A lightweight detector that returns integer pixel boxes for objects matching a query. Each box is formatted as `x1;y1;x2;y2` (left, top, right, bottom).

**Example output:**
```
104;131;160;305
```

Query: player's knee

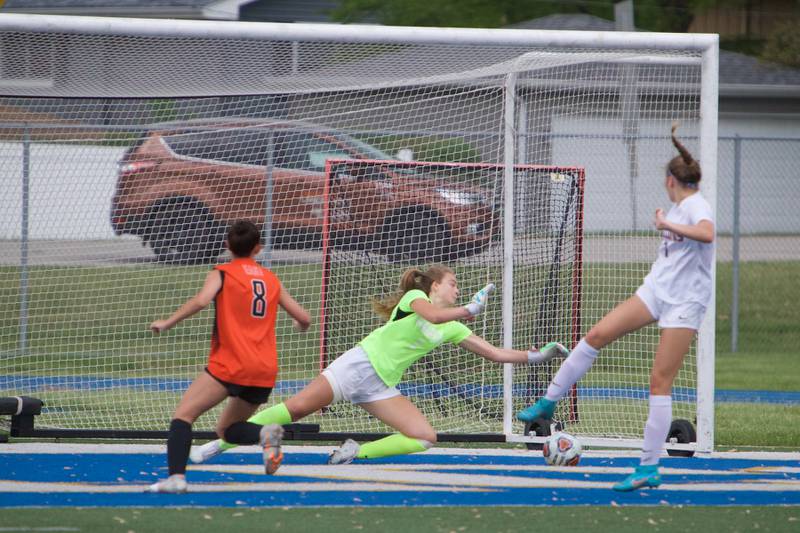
214;423;229;440
649;370;673;394
284;400;312;421
418;438;435;450
585;327;609;349
413;430;437;444
173;412;198;425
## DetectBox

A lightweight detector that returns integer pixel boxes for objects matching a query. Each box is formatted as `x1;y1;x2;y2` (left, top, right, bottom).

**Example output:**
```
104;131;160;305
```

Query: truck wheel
146;196;224;264
380;208;452;263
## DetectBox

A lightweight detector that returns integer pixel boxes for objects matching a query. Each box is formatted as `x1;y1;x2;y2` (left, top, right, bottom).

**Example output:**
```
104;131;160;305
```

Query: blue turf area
1;450;798;508
2;375;800;404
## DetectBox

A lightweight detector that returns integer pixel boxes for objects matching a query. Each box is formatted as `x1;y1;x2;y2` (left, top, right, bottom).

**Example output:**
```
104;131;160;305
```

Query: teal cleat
516;397;556;422
612;465;662;492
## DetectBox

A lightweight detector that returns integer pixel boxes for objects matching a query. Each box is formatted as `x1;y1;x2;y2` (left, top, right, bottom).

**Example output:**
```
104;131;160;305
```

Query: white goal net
0;15;718;451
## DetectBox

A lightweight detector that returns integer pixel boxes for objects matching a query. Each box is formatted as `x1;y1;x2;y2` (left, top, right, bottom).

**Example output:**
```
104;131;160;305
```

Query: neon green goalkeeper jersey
359;289;472;387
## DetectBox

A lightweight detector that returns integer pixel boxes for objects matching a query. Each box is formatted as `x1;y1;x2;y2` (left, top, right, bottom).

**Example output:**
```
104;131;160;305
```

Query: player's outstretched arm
458;335;528;363
458;335;568;365
279;284;312;332
150;270;222;334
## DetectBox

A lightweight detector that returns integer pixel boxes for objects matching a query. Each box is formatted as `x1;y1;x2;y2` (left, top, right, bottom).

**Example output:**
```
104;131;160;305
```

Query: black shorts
205;368;273;405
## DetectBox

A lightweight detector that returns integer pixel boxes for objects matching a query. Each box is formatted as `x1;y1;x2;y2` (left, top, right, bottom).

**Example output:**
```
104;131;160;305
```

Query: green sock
218;403;292;450
248;402;292;426
218;439;238;451
356;433;429;460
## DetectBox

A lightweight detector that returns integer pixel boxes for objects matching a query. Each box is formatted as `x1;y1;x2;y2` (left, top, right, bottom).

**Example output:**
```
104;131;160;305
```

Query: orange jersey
207;258;281;387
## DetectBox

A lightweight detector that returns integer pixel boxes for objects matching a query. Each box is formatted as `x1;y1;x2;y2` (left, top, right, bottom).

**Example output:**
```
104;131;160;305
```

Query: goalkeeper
517;124;715;492
191;264;567;468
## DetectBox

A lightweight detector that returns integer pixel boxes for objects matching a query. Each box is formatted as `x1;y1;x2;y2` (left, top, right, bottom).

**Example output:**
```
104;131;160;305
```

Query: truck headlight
436;188;484;206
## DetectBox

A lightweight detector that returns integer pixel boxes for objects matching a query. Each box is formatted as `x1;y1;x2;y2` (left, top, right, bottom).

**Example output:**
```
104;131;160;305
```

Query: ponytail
667;123;701;188
372;265;454;320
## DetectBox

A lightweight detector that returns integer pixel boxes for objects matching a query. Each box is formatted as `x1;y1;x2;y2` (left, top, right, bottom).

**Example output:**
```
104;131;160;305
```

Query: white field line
189;464;800;491
2;443;799;461
382;464;800;476
0;480;490;493
192;463;799;477
741;466;800;474
4;462;799;493
3;460;799;494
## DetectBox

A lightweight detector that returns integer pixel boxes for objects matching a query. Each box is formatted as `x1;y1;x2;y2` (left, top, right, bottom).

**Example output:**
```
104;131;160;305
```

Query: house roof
5;1;345;23
507;13;619;32
4;1;217;6
2;1;248;20
508;13;800;96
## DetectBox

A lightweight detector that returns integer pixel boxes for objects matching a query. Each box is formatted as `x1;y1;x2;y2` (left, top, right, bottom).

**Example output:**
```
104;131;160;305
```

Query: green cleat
612;465;662;492
516;397;556;422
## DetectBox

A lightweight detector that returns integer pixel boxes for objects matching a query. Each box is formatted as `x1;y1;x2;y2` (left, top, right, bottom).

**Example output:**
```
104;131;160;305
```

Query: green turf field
713;261;800;448
0;506;798;533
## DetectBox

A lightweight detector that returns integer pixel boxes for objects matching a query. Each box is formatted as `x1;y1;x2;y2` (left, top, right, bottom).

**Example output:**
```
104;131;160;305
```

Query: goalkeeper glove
464;283;496;316
527;341;569;364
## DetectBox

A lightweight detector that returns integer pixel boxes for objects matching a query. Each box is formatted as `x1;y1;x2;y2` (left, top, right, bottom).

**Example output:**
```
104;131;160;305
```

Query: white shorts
322;345;401;405
635;284;707;330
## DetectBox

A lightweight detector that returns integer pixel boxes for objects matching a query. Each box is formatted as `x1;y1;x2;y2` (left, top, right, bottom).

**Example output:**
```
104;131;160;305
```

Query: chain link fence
716;136;800;354
2;124;796;356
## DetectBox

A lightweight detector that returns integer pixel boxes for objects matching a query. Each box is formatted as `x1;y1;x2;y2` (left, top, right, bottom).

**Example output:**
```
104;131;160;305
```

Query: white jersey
644;192;714;306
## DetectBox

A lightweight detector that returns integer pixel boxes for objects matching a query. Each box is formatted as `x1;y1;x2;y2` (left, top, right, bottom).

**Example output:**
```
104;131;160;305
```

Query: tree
761;19;800;68
331;0;759;34
331;0;610;28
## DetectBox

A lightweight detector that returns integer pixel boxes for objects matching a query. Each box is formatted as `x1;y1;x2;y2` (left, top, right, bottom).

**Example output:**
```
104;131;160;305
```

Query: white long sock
641;395;672;466
544;338;599;401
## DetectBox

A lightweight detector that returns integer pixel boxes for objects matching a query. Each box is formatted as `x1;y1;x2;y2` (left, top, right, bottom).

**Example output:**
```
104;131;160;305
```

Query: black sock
224;421;262;445
167;418;192;476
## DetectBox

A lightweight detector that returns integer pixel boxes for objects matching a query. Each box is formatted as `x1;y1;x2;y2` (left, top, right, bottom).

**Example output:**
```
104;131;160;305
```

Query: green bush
760;19;800;68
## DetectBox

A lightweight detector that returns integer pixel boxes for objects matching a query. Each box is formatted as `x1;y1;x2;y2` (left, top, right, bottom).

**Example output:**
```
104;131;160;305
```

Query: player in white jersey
517;125;715;492
189;264;567;468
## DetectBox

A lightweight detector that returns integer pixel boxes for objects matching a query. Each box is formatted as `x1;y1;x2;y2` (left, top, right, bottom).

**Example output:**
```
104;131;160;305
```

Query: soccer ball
542;431;582;466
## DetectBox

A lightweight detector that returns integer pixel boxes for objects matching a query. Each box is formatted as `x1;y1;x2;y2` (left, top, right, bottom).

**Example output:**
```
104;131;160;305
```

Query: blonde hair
667;123;701;188
372;265;455;320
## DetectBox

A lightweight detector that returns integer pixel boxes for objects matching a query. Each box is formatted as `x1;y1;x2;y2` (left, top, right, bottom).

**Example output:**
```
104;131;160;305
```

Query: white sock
640;395;672;466
544;338;599;401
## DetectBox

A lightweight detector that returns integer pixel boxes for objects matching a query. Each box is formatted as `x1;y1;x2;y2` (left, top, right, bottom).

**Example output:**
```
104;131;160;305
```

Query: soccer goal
0;14;718;453
319;159;584;438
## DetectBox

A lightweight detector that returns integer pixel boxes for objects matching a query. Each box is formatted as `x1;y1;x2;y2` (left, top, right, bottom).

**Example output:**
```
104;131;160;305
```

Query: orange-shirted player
145;220;311;494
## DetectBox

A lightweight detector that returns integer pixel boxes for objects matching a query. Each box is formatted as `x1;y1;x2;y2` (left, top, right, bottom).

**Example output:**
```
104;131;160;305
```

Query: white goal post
0;14;718;453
